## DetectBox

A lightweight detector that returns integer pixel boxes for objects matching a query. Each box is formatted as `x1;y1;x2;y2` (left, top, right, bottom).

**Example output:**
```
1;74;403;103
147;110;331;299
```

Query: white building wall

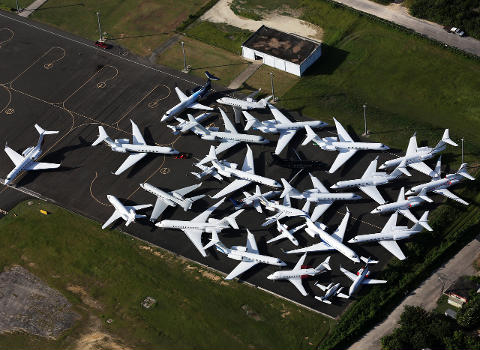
242;47;255;60
241;46;303;77
299;45;322;75
285;61;301;76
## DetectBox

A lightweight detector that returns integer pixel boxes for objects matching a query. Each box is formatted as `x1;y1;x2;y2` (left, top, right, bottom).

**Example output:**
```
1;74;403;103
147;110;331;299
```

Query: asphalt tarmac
0;11;450;318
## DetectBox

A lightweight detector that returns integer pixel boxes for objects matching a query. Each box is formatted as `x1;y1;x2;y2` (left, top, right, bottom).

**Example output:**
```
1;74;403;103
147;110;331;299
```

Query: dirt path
200;0;323;41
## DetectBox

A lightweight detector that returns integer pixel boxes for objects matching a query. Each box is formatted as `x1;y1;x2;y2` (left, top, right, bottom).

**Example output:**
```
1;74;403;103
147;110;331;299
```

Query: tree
456;293;480;329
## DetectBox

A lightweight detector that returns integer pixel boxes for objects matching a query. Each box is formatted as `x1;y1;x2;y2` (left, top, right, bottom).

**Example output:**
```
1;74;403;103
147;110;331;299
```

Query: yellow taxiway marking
0;27;14;48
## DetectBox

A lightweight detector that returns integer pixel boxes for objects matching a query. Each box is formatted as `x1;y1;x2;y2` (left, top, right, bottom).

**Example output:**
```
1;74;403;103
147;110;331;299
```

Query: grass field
242;65;300;99
0;200;335;348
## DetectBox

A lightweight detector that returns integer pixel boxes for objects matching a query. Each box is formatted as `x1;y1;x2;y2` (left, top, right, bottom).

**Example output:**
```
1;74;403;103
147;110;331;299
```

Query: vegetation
456;293;480;329
0;200;334;348
230;0;263;21
408;0;480;40
242;65;300;99
381;305;480;350
176;0;219;32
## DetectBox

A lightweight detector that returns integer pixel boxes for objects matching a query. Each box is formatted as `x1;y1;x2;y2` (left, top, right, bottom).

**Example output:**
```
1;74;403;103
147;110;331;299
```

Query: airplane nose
330;184;338;189
267;274;274;280
378;164;386;170
354;194;362;200
370;208;378;214
353;256;361;263
405;190;413;195
279;261;287;266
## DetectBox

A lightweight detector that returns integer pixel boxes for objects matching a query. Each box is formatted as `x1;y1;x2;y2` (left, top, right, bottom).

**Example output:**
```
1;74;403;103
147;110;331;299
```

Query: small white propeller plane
302;119;390;173
102;195;152;229
215;229;287;280
340;258;387;296
379;129;457;176
4;124;60;185
266;221;306;246
314;282;349;304
217;89;272;110
140;182;205;222
348;211;431;260
92;120;179;175
267;254;331;296
243;103;328;155
405;157;475;205
167;112;212;135
161;71;219;122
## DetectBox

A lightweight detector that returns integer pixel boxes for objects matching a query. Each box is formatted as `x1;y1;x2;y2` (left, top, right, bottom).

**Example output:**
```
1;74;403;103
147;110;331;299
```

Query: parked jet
161;71;219;122
167;112;212;135
140;182;205;222
194;145;282;199
340;258;387;296
260;194;310;227
243;103;328;155
302;119;390;173
266;221;307;246
188;108;269;154
92;120;179;175
281;174;362;221
315;282;349;304
4;124;60;185
215;229;287;280
156;198;243;258
217;89;272;110
348;211;431;260
191;162;223;181
230;185;280;213
267;254;331;296
405;157;475;205
102;195;152;229
371;187;432;230
270;149;325;171
330;157;410;204
379;129;457;176
286;209;361;263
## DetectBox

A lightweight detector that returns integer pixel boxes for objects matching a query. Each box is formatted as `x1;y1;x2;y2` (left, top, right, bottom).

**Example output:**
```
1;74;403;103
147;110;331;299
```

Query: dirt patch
73;315;127;350
280;303;291;318
474;253;480;271
67;285;103;310
241;304;263;321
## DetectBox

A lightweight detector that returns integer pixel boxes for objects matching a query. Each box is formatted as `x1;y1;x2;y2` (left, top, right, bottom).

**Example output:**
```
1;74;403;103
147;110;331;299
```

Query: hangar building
241;25;322;77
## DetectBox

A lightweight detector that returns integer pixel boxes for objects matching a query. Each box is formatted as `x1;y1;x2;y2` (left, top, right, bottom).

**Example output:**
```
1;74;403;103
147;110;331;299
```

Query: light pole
180;41;189;73
96;11;104;43
362;103;368;136
461;138;464;163
16;0;19;12
269;72;276;102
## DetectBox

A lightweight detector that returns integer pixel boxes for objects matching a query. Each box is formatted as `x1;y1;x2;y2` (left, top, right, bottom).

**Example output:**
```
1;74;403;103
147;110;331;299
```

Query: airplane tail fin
197;146;217;166
360;256;379;265
415;210;432;232
224;209;244;229
167;124;179;135
92;126;110;146
301;125;318;146
243;111;260;131
205;71;220;81
434;129;458;151
457;163;475;180
260;95;273;107
34;124;59;136
125;209;136;226
280;178;302;198
316;256;331;272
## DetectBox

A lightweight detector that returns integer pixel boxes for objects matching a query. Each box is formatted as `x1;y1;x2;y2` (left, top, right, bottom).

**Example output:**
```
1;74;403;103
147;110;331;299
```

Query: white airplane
155;198;243;258
348;211;431;260
286;209;361;263
379;129;457;176
92;120;179;175
405;157;475;205
281;174;362;221
4;124;60;185
340;258;387;296
230;185;281;213
161;71;219;122
314;282;349;304
188;108;269;154
260;194;310;227
267;254;331;296
215;229;287;280
191;162;224;181
302;119;390;173
217;89;272;110
102;195;152;229
243;103;328;155
371;187;432;230
139;182;205;222
167;112;212;135
330;157;410;204
267;221;307;246
194;145;282;199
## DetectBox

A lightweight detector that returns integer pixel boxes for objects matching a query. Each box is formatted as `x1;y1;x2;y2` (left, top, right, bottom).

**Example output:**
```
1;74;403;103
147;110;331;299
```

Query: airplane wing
289;277;308;296
340;267;357;281
293;253;307;270
379;240;406;260
150;197;170;222
311;202;332;222
405;134;418;156
190;102;214;111
398;208;418;225
4;146;24;166
433;188;468;205
381;212;399;233
192;198;225;223
102;210;122;229
331;209;350;242
24;161;60;171
183;229;207;257
362;158;378;179
175;87;188;102
362;278;387;285
274;130;296;155
242;146;255;173
219;108;238;133
128;204;152;211
310;174;329;193
114;153;148;175
409;161;434;176
246;231;259;254
215;140;241;155
212;179;251;199
225;260;259;280
173;183;202;197
286;242;335;254
333;118;354;142
359;185;385;204
131;120;146;145
269;104;291;124
329;149;357;174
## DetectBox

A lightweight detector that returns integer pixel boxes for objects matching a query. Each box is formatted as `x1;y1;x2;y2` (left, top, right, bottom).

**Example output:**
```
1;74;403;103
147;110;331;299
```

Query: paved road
331;0;480;57
18;0;48;18
349;234;480;350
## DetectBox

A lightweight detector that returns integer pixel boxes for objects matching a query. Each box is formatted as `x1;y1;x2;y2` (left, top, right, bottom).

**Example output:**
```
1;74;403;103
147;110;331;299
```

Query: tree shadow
108;33;170;40
191;62;249;71
34;3;85;11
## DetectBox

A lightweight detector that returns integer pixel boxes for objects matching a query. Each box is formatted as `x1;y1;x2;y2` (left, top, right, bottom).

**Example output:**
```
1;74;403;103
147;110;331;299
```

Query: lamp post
461;138;464;163
269;72;276;102
96;11;104;42
362;103;368;136
180;41;189;73
16;0;20;12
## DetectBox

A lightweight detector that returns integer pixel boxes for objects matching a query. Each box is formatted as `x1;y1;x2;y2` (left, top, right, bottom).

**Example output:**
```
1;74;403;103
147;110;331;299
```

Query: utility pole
180;41;189;73
269;72;276;102
15;0;20;12
362;103;368;136
461;138;464;163
96;11;104;42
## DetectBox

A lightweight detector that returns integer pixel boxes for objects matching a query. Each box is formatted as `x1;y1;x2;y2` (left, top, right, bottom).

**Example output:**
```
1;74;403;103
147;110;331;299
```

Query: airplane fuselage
371;199;422;214
303;190;362;202
227;248;286;266
332;175;391;189
255;120;326;134
307;223;360;263
217;97;264;110
380;146;442;169
162;85;211;121
316;139;389;152
407;176;459;195
109;142;178;155
201;131;269;144
212;161;281;188
323;283;342;300
348;268;369;296
140;183;187;209
157;219;228;232
107;195;130;219
5;144;44;184
267;268;319;280
348;230;415;244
